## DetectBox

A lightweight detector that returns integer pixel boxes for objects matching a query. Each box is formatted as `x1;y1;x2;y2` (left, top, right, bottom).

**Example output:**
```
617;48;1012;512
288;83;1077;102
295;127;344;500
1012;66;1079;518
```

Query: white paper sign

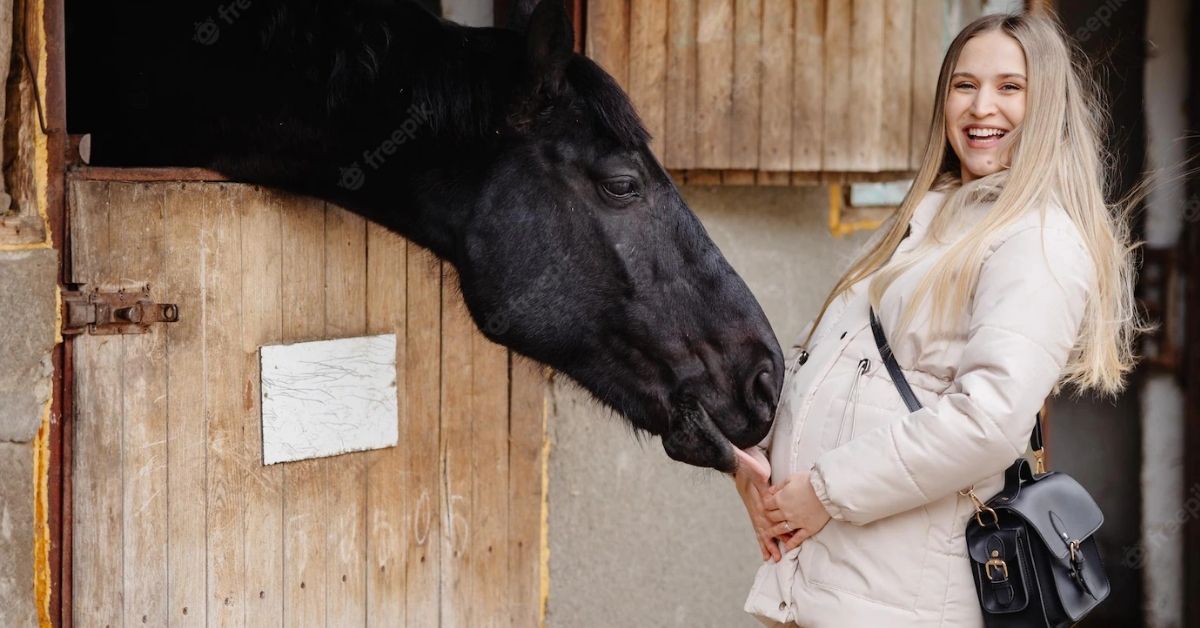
259;333;398;465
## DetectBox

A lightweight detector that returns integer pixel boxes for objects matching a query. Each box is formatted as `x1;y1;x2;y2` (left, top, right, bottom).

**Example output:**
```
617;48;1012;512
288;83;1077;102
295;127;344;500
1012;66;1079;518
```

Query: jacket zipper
834;358;871;446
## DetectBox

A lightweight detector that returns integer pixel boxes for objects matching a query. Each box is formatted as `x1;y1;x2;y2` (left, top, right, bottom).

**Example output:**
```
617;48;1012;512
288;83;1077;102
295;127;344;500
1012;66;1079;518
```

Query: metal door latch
62;286;179;336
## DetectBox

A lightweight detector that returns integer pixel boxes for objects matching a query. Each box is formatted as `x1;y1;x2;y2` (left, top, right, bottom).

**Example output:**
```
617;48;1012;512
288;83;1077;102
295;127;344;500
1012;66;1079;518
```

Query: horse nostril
749;366;779;424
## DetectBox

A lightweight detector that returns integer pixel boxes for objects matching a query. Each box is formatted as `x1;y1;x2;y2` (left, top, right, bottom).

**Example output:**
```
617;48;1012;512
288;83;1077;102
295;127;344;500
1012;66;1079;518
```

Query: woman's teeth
967;128;1006;138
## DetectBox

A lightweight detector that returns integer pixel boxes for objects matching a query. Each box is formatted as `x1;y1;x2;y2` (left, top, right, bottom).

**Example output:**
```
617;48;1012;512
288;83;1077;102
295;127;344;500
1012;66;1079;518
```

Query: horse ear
524;0;573;101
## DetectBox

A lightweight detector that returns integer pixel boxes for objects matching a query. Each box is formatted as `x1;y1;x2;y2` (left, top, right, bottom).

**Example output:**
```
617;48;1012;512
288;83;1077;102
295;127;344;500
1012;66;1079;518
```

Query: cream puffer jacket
744;190;1095;628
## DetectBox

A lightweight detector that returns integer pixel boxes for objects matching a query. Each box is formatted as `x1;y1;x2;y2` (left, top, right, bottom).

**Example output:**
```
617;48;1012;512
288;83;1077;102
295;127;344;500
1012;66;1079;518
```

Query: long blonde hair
803;12;1145;396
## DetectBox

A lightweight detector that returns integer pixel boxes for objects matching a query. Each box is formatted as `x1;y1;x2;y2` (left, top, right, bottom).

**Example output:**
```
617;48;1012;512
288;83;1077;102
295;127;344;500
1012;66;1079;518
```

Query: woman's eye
1000;83;1023;92
600;178;639;200
954;82;976;90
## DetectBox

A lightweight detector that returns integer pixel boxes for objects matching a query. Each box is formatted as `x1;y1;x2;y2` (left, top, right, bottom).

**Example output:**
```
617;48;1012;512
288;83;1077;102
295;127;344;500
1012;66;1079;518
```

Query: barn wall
546;185;874;628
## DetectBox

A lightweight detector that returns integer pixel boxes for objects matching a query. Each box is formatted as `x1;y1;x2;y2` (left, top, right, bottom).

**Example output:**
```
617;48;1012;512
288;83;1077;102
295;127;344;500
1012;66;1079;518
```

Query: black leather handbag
869;307;1110;627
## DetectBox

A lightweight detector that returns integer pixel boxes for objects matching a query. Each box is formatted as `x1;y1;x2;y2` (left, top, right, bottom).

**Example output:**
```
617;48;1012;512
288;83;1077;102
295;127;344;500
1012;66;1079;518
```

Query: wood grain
821;0;852;171
365;224;408;627
910;0;943;168
163;183;208;628
404;248;442;628
204;184;246;627
880;0;914;170
629;0;668;158
323;206;369;627
695;0;734;168
281;198;328;627
731;0;762;168
665;0;697;168
507;358;546;628
758;0;794;171
847;0;884;171
240;188;285;627
586;0;630;87
791;0;825;170
439;268;475;627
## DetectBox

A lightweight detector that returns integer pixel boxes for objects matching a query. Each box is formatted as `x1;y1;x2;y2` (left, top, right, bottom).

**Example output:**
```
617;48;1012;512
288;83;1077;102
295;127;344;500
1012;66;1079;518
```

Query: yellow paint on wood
33;408;52;628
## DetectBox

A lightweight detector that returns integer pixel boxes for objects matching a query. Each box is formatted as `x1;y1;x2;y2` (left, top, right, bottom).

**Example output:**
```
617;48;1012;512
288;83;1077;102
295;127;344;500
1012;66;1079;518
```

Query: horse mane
256;1;648;149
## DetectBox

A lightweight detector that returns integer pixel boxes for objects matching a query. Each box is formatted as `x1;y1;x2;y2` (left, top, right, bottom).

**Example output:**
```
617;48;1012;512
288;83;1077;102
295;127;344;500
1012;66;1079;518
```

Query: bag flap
991;471;1104;561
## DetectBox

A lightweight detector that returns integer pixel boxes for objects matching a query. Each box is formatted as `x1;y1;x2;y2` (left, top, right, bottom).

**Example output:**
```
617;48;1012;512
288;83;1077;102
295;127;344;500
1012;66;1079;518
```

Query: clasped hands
734;448;833;562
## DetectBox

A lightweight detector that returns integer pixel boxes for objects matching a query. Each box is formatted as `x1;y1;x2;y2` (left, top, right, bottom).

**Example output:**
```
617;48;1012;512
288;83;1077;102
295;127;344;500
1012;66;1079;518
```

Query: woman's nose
970;90;998;117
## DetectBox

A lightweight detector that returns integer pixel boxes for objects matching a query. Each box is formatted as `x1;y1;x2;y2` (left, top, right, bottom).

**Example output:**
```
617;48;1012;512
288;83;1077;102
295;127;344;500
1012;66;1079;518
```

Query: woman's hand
733;447;781;562
763;470;833;552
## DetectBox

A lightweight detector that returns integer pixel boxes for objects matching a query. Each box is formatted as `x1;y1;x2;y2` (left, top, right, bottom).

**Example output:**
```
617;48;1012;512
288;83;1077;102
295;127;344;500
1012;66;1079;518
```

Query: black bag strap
868;306;1044;456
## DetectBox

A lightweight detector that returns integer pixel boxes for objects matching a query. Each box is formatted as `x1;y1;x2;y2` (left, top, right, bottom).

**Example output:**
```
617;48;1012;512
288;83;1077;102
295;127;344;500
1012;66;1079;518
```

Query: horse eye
599;177;639;201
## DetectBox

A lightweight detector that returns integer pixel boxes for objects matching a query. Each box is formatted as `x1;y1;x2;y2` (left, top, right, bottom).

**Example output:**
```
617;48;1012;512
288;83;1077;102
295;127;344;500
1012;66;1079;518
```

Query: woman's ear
508;0;573;131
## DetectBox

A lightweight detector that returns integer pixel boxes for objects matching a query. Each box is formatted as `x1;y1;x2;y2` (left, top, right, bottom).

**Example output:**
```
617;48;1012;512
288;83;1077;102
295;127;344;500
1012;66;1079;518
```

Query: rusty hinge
62;285;179;336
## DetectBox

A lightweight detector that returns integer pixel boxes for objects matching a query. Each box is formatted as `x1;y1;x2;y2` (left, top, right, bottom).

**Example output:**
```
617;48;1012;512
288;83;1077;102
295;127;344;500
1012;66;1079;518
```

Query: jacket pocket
805;504;933;611
820;361;905;450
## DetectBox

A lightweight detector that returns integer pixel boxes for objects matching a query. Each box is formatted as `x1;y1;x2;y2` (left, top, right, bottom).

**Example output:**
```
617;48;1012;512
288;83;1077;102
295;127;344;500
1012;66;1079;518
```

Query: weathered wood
240;188;285;627
323;206;370;627
695;0;734;168
846;0;885;171
163;183;208;628
113;184;169;628
910;0;943;168
790;0;824;171
821;0;852;171
629;0;668;159
665;0;697;168
507;358;546;628
204;184;247;627
470;303;511;626
880;0;914;170
730;0;762;168
722;169;757;185
586;0;630;88
404;247;442;628
440;268;475;627
280;198;328;627
365;224;408;628
757;0;793;171
70;182;123;628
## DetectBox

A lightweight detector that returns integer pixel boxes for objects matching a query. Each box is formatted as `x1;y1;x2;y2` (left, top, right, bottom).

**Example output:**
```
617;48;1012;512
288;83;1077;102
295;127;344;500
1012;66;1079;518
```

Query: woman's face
944;31;1027;183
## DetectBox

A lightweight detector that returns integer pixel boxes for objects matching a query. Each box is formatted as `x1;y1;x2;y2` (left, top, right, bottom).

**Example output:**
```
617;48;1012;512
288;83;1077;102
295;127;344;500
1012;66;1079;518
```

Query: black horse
67;0;783;473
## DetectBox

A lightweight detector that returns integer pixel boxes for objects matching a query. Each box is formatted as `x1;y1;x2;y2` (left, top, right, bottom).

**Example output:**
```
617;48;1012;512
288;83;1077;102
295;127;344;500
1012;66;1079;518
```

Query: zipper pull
788;350;809;375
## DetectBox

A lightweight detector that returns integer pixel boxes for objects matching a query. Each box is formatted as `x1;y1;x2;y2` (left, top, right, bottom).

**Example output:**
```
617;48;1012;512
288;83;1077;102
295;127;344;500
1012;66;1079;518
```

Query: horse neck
209;4;523;262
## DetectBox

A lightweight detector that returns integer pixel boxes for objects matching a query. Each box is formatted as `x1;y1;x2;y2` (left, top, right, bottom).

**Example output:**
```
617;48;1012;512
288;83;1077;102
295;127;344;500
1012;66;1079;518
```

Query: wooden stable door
67;176;546;627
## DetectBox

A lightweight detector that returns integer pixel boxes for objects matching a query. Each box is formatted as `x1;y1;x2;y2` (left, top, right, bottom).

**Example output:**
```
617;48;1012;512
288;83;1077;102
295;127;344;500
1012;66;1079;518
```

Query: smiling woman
738;11;1146;628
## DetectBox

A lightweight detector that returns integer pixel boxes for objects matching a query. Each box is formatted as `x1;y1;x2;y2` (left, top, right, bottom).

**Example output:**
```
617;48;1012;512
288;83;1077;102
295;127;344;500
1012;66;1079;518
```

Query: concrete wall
545;185;872;627
0;249;56;628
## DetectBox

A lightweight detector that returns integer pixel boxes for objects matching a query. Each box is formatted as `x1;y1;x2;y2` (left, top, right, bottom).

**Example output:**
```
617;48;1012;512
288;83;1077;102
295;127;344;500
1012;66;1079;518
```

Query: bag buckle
985;550;1009;582
960;486;999;527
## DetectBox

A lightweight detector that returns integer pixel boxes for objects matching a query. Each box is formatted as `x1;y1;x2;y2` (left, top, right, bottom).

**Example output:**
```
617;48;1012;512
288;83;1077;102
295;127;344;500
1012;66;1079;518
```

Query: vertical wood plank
280;198;328;628
731;0;763;168
628;0;668;159
404;248;442;628
910;0;943;168
879;0;914;170
586;0;630;87
204;184;246;628
790;0;824;170
846;0;885;171
115;184;169;628
163;183;208;628
695;0;734;168
758;0;794;171
240;188;285;627
323;206;369;627
365;225;408;628
470;315;510;626
821;0;852;171
70;181;123;628
440;268;475;627
665;0;697;168
507;358;546;628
